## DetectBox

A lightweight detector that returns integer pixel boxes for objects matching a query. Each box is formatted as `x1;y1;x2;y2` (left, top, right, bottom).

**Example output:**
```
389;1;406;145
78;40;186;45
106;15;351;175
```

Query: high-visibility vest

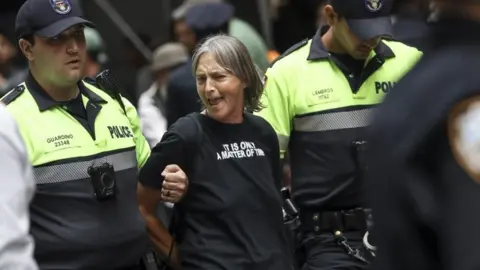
1;78;151;269
255;36;422;209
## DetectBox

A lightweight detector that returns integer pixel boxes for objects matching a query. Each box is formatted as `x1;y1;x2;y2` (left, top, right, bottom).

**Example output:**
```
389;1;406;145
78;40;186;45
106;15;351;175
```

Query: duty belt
299;208;369;234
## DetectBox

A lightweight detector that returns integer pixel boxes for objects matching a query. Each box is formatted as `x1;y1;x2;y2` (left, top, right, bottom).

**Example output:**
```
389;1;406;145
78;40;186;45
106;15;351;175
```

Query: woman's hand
161;164;189;203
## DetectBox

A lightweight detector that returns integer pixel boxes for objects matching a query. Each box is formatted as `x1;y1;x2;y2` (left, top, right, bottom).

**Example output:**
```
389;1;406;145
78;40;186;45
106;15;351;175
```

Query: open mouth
208;97;224;106
67;59;80;65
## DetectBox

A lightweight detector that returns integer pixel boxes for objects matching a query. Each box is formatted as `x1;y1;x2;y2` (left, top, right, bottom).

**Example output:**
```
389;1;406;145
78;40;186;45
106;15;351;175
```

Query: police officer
1;0;153;269
255;0;422;269
368;0;480;269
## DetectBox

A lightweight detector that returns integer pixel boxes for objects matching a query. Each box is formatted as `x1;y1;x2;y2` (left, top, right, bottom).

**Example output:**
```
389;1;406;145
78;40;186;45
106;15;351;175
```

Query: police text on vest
375;81;396;94
108;125;133;139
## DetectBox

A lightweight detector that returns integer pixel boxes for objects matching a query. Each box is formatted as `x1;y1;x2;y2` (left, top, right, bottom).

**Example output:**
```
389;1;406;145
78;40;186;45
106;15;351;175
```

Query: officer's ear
324;5;338;26
18;36;35;61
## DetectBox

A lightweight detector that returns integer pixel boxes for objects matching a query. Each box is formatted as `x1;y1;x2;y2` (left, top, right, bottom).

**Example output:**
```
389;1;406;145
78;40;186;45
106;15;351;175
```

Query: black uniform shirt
139;113;292;270
368;19;480;270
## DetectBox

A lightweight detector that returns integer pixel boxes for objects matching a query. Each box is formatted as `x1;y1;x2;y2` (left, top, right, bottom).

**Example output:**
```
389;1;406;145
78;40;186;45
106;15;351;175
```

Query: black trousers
299;231;370;270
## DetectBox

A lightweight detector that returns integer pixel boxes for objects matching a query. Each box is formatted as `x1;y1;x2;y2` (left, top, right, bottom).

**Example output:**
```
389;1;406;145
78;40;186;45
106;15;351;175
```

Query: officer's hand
160;164;189;203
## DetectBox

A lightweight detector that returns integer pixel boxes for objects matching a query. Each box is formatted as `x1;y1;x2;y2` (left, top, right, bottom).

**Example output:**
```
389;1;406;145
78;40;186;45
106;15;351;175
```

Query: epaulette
83;77;97;87
1;85;25;105
382;36;399;42
270;38;309;68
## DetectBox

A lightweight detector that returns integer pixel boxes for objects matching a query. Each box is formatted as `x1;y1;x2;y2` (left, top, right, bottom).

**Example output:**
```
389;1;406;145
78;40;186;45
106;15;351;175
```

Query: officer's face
195;53;245;123
334;19;380;59
22;25;87;86
325;6;381;59
174;20;196;53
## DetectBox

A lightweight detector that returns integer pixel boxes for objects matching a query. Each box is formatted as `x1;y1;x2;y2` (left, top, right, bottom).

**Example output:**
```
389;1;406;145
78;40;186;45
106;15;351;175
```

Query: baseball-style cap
151;43;188;72
330;0;393;40
15;0;95;39
186;3;234;30
185;3;234;41
172;0;223;20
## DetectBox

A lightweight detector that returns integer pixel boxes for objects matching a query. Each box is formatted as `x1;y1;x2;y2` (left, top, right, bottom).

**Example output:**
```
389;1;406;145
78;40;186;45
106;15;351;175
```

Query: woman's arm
137;130;186;267
137;116;198;267
137;183;180;268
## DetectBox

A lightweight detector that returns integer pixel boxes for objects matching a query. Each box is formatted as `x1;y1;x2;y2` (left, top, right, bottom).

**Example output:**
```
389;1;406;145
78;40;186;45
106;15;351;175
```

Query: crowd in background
0;0;432;189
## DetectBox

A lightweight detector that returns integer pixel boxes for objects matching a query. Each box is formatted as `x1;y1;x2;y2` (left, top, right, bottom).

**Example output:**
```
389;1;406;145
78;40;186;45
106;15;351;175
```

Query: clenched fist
160;164;189;203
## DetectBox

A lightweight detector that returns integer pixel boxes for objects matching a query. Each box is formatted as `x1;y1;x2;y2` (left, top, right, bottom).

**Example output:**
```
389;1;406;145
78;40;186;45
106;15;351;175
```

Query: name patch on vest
46;134;74;148
108;125;133;139
375;81;396;94
312;88;334;100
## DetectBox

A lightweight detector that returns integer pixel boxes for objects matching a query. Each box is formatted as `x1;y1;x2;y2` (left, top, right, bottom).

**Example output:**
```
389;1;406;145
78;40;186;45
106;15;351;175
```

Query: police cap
15;0;95;39
172;0;223;20
185;3;234;33
330;0;393;40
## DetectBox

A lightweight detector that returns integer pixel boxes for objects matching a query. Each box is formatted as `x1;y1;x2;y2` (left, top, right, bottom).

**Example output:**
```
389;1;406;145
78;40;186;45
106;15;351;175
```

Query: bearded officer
0;0;187;269
368;0;480;269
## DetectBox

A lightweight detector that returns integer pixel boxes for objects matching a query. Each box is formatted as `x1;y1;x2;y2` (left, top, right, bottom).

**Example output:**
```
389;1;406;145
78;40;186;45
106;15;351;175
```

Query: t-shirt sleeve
258;116;282;191
138;116;197;189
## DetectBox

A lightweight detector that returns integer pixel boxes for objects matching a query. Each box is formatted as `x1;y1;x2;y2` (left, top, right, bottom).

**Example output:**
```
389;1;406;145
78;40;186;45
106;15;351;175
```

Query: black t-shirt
139;113;291;270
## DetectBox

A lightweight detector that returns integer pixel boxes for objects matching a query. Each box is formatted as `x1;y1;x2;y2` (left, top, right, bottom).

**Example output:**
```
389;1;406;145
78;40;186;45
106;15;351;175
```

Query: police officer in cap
368;0;480;269
0;0;184;269
254;0;422;269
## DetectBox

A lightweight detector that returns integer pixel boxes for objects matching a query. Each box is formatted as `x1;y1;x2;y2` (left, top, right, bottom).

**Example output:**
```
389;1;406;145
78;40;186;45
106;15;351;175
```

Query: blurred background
0;0;431;190
0;0;327;105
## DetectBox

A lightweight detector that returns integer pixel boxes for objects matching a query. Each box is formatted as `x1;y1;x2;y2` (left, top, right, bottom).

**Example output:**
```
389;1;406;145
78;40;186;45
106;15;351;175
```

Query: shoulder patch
1;85;26;106
270;38;309;68
448;97;480;183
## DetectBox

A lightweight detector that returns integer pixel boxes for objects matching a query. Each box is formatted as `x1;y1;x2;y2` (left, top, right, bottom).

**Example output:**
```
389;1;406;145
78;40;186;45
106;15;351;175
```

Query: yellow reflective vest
255;33;422;210
1;77;151;269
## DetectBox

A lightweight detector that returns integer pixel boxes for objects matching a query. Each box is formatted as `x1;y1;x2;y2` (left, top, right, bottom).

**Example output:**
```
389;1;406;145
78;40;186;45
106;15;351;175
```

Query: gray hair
192;34;265;112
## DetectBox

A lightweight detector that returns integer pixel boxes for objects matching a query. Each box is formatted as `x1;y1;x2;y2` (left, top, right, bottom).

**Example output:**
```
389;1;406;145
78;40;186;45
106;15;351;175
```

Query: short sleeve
138;115;199;190
122;96;151;168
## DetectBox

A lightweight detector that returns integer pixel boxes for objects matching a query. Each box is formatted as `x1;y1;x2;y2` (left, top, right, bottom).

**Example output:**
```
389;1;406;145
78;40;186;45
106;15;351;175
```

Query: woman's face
195;53;245;123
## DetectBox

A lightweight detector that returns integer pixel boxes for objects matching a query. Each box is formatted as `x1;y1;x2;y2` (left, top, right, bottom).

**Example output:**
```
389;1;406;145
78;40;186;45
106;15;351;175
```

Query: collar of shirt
26;72;107;112
306;28;395;60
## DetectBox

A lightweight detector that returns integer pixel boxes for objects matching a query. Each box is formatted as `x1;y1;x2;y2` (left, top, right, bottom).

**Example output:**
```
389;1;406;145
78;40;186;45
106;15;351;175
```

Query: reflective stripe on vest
33;148;136;184
294;108;374;132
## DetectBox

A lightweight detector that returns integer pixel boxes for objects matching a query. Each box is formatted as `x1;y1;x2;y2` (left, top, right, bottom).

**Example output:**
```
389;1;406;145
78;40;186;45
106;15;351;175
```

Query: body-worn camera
88;163;117;201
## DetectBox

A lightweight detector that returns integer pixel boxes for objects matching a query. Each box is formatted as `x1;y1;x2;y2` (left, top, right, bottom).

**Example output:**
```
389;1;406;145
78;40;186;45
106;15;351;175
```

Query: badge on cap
365;0;383;12
50;0;72;15
448;97;480;183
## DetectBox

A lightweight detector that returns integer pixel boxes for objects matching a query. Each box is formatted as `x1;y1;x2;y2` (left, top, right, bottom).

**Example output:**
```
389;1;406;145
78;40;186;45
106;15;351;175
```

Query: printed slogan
217;141;265;160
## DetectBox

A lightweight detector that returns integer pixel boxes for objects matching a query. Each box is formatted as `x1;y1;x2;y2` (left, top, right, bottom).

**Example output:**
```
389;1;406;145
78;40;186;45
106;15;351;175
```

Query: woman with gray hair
137;34;292;270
